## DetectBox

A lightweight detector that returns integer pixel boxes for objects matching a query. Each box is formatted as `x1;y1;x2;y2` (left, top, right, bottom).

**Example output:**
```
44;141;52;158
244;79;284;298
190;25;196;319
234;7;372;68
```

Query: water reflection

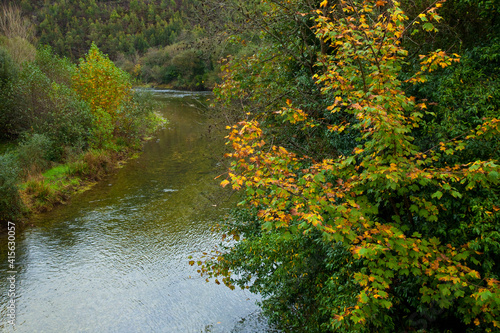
0;91;273;332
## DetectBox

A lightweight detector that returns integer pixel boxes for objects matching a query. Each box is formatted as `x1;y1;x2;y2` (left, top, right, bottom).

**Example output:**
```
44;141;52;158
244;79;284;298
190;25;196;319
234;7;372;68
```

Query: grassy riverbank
19;121;165;217
0;38;166;229
2;111;166;229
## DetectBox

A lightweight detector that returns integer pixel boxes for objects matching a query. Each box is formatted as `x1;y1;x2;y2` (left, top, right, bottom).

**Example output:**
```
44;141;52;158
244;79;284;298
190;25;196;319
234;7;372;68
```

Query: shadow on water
0;90;276;332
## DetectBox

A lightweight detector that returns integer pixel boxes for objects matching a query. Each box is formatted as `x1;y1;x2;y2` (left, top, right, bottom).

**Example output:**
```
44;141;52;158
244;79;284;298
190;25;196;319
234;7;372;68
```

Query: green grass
42;164;81;193
43;164;71;182
20;163;82;213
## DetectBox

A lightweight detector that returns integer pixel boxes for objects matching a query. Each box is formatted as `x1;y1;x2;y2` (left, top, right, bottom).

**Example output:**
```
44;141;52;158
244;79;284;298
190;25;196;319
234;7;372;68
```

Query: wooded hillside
8;0;215;89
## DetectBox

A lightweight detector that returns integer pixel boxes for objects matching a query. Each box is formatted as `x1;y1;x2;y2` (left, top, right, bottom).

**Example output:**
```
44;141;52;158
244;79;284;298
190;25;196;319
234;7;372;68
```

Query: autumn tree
72;43;132;148
197;0;500;331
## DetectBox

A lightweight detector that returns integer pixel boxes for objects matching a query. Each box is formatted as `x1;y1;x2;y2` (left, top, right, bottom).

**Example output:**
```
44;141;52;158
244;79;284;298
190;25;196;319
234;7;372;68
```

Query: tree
72;43;132;148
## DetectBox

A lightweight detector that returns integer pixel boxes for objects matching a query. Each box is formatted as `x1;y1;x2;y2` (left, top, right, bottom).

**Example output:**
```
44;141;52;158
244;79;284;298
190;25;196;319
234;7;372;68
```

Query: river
0;91;273;332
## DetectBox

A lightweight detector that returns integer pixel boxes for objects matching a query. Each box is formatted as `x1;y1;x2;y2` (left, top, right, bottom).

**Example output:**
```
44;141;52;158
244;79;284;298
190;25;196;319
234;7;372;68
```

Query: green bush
0;153;23;225
114;89;158;147
13;49;93;158
0;46;19;139
89;107;114;149
199;1;500;331
137;44;209;89
139;47;171;82
14;61;54;133
17;133;53;174
409;38;500;164
35;45;75;86
0;45;17;88
44;82;93;157
171;49;206;89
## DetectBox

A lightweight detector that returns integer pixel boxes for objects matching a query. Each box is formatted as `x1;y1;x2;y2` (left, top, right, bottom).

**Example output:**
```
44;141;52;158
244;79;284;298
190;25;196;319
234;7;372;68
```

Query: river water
0;91;272;332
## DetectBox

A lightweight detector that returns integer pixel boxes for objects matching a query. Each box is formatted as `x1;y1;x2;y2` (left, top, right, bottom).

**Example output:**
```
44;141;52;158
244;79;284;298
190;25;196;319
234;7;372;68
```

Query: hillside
11;0;215;89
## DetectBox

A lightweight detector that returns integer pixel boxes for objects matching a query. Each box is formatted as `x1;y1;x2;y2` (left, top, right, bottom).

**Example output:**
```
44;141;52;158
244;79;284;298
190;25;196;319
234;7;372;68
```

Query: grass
22;176;60;212
19;148;124;213
43;164;71;181
20;165;79;213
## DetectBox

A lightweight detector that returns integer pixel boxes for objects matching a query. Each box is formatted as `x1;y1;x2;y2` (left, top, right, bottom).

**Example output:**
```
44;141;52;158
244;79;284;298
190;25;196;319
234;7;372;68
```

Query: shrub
170;49;206;89
89;107;114;149
35;45;75;86
73;43;133;148
0;45;17;86
13;49;93;156
139;47;171;82
0;36;35;65
201;1;500;331
44;82;93;155
16;133;53;174
14;61;54;133
136;44;209;89
114;89;160;147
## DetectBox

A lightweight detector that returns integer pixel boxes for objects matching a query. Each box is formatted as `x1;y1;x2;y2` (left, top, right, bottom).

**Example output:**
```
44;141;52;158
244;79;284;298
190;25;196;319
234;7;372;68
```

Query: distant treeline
11;0;217;90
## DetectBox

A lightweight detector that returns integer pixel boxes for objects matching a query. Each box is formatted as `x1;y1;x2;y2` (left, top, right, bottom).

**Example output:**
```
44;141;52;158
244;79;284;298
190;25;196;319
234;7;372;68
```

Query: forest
1;0;500;332
12;0;218;90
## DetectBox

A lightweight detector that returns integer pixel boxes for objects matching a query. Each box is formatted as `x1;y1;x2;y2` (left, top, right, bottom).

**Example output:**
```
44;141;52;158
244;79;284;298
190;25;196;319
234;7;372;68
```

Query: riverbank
2;112;167;230
0;43;169;230
20;149;137;216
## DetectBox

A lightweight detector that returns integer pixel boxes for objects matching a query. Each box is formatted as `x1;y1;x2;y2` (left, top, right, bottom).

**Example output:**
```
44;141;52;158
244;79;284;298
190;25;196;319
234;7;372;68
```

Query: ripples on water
0;90;275;332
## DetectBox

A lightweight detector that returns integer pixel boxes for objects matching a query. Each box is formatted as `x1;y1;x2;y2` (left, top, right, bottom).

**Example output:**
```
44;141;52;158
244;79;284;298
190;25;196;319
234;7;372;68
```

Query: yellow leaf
320;0;328;8
220;180;230;187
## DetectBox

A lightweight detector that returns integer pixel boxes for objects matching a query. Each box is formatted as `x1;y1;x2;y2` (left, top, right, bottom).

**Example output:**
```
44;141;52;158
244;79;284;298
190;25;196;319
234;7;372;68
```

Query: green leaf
488;170;499;182
431;191;443;199
262;221;273;231
422;22;435;31
282;232;292;241
314;173;325;182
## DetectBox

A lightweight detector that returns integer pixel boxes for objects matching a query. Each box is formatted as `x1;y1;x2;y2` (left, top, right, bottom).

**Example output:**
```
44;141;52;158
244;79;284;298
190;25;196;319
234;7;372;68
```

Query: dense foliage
15;0;186;60
9;0;215;89
196;0;500;332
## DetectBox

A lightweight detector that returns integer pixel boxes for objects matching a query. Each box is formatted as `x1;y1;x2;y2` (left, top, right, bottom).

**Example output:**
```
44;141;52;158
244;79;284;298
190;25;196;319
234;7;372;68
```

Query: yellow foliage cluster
72;43;131;121
219;0;500;329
